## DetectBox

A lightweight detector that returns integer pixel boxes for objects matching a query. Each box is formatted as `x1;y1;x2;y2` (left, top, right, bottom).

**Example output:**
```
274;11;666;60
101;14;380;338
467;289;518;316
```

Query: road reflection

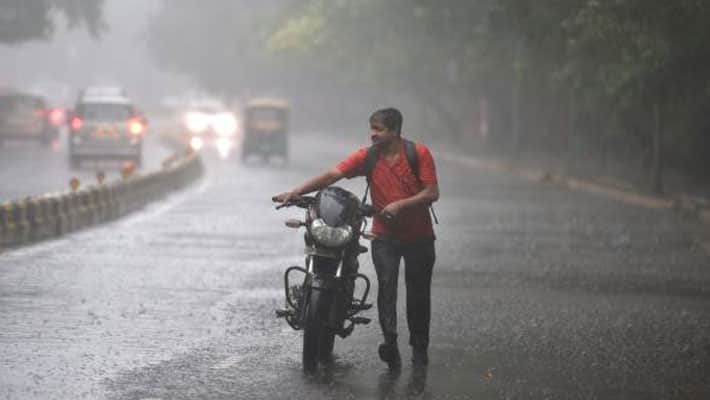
406;365;428;397
377;368;401;399
376;366;429;399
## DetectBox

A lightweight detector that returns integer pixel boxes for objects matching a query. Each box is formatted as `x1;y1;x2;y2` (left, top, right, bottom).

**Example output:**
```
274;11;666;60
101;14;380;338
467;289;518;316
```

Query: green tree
147;0;710;183
0;0;106;44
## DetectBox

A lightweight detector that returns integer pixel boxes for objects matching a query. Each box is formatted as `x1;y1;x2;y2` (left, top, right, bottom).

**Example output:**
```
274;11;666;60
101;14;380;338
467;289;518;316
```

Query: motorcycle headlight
189;136;204;150
310;218;353;247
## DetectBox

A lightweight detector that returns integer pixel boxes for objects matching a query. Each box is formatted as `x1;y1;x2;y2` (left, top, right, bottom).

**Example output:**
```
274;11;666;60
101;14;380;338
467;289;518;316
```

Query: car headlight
189;136;204;150
310;218;353;247
185;111;209;133
212;112;238;136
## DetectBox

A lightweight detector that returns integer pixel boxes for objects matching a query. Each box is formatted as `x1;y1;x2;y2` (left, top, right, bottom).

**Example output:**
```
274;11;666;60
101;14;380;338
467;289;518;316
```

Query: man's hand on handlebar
359;204;394;222
380;201;403;221
272;191;300;204
272;192;314;210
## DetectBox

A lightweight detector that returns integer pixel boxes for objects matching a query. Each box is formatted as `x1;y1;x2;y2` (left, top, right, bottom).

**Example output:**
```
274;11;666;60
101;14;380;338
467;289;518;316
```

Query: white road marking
118;177;212;228
211;354;245;370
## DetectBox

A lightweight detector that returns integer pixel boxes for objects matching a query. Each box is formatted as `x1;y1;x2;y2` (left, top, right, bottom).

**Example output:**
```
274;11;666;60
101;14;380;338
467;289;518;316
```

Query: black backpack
361;139;438;224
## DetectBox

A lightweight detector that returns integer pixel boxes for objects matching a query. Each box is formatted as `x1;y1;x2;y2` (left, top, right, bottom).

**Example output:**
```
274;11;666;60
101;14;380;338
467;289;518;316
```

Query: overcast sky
0;0;192;106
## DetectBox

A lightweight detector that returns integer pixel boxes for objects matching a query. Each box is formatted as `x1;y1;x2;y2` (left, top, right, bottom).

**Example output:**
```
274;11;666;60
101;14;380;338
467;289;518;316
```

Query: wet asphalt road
0;133;709;399
0;128;172;202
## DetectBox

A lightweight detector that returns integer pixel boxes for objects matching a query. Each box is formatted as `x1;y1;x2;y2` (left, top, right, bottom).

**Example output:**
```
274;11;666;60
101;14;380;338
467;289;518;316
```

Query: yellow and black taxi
67;86;147;168
241;97;289;161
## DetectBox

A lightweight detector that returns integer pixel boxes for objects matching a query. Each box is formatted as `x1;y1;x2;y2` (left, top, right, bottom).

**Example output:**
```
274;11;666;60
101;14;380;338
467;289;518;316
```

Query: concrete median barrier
68;192;85;231
13;201;30;245
27;197;54;242
0;201;30;247
0;148;203;251
0;203;18;247
48;196;69;236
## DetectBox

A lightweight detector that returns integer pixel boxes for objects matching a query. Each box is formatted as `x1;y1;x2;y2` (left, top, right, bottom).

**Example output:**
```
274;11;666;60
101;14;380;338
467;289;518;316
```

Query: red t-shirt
336;141;437;244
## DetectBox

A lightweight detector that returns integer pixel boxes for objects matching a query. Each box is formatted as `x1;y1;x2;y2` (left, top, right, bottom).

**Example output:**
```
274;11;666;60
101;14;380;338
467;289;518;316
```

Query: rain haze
1;1;709;399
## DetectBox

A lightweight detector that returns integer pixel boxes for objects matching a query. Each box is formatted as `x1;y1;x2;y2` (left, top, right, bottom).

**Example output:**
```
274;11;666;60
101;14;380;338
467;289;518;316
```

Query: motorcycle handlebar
272;196;392;221
273;195;315;210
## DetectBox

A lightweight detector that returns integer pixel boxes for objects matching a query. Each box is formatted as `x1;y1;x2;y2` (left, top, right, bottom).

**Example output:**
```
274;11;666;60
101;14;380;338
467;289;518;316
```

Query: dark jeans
371;238;436;349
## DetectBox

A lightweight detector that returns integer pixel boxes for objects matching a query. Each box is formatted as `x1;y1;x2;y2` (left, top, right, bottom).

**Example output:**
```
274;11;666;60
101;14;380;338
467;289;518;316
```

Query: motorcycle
273;186;377;372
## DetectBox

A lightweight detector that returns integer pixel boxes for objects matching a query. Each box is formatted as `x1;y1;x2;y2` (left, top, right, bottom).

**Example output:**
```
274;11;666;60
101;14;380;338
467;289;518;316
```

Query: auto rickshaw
241;97;289;161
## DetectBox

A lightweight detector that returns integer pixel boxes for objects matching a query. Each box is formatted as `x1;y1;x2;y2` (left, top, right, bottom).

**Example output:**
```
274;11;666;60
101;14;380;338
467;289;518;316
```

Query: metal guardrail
0;148;203;251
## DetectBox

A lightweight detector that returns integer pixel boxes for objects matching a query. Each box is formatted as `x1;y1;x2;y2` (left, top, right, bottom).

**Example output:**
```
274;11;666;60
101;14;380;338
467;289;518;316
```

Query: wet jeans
371;238;436;349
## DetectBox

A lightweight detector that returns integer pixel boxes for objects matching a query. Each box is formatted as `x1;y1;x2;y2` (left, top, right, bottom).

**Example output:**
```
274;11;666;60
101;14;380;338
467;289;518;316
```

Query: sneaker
412;347;428;366
378;343;402;369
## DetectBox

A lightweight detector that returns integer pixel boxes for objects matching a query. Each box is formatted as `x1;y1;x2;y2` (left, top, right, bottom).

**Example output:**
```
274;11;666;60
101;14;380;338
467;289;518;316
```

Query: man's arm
273;167;345;202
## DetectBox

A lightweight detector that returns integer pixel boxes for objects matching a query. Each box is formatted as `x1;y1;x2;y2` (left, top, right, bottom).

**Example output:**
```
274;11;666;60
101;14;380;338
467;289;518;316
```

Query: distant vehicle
27;81;73;140
178;97;239;154
242;97;289;161
67;89;147;168
0;91;56;147
78;85;129;100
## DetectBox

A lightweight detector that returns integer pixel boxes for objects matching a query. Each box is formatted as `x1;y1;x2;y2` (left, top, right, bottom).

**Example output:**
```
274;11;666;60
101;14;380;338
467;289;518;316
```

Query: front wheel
302;288;335;372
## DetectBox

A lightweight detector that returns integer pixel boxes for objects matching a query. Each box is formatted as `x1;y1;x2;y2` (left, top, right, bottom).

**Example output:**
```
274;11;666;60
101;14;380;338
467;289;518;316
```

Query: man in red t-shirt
273;108;439;368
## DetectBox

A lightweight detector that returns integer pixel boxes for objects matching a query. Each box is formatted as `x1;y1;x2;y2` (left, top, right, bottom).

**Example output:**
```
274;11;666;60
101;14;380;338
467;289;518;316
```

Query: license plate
94;126;117;137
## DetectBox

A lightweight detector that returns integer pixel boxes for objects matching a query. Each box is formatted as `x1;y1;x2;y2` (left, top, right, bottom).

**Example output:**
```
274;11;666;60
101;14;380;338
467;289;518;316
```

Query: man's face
369;120;397;147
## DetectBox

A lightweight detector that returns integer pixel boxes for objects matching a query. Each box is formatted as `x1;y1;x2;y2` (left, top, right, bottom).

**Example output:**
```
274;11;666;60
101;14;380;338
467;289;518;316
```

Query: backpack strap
403;139;420;186
361;145;379;204
363;145;379;184
404;139;439;224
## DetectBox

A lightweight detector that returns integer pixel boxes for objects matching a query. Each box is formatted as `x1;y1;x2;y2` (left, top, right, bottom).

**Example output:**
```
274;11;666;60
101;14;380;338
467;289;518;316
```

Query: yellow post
69;178;81;192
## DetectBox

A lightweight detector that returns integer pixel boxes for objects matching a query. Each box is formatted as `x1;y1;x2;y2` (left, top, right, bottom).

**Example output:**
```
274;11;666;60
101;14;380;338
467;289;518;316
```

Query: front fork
276;257;372;336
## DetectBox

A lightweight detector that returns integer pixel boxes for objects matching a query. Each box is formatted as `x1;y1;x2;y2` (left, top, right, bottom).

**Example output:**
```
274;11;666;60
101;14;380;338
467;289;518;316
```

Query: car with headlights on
67;89;147;168
178;98;239;156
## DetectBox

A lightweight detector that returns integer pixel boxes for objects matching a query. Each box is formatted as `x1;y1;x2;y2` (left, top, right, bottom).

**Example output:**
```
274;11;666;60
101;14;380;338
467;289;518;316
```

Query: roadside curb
442;153;710;222
0;148;203;251
555;176;673;210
